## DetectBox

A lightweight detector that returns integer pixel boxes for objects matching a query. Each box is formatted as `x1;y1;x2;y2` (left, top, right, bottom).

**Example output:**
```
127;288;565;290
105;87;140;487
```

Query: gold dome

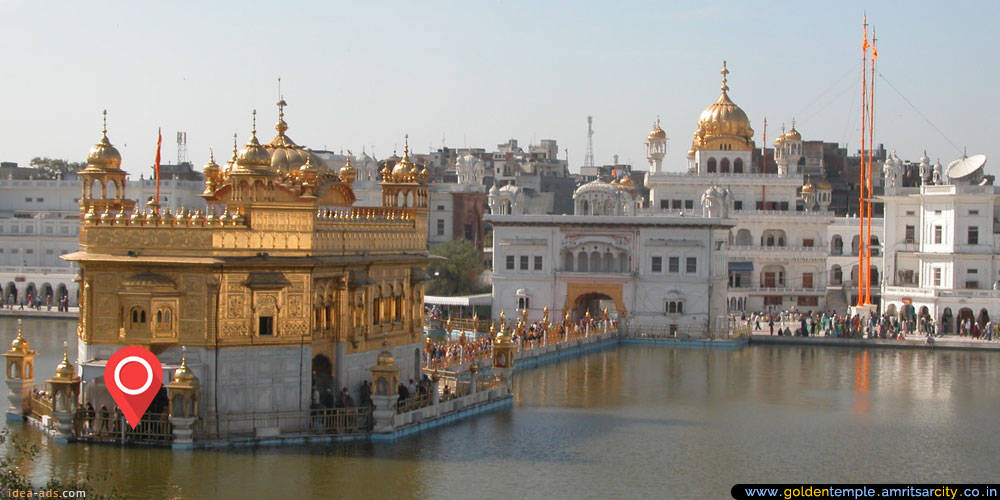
817;179;832;190
86;110;123;170
784;127;801;141
340;155;357;184
391;136;416;182
376;348;395;366
618;175;635;190
54;350;75;380
801;181;815;194
773;133;786;146
647;119;667;141
172;351;199;387
265;99;328;173
9;320;27;353
690;62;755;153
203;150;220;176
236;111;272;170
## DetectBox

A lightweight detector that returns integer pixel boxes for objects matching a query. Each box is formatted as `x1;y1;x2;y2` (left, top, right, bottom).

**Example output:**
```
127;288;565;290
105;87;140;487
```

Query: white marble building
645;63;840;314
881;152;999;333
488;182;733;337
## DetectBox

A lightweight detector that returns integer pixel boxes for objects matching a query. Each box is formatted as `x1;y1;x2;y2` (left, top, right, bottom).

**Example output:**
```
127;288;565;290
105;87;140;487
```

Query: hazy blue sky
1;1;997;178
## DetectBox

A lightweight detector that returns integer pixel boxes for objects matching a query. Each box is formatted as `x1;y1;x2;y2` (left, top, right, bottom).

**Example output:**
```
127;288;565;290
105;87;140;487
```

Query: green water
3;317;998;499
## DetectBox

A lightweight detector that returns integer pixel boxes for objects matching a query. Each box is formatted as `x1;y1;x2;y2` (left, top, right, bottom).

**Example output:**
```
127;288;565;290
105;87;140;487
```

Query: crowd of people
1;293;71;312
739;308;998;341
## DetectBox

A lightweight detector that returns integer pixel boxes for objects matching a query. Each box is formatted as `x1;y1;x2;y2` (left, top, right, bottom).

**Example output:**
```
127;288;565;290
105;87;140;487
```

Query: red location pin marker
104;346;163;429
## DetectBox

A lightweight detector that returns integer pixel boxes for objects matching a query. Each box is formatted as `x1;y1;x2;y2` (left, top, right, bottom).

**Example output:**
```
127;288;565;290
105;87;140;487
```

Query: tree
29;157;84;180
427;238;489;296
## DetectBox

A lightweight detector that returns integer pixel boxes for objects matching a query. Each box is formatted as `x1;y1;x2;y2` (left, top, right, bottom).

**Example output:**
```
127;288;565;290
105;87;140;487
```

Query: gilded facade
65;102;431;414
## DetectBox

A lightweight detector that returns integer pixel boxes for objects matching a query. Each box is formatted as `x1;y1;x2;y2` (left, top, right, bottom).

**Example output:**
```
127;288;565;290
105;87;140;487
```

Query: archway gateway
564;283;624;322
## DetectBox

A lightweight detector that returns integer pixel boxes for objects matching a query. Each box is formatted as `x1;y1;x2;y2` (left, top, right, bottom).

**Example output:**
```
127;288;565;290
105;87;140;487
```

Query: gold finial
251;109;257;137
180;345;187;367
403;134;410;158
231;133;239;161
720;61;729;94
101;109;108;137
209;147;215;164
17;318;22;337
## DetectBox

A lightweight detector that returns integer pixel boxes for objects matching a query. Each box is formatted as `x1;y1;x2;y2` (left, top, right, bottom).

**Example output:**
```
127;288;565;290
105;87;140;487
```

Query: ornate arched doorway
564;283;624;322
573;292;617;321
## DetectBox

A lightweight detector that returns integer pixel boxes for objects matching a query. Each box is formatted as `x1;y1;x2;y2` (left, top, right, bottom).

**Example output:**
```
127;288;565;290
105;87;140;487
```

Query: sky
1;0;998;179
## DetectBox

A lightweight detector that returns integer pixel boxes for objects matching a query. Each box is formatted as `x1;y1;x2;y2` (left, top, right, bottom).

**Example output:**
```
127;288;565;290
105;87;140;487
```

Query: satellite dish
945;154;987;181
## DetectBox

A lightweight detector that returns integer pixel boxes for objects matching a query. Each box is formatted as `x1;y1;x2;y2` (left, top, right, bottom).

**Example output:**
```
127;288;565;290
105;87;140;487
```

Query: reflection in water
2;317;999;499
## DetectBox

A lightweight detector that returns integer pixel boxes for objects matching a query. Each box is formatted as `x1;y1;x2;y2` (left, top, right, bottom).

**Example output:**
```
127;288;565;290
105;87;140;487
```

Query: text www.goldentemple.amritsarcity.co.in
731;484;998;499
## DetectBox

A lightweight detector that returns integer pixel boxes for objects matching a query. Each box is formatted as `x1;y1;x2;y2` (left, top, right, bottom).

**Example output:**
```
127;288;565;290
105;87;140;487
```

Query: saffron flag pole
154;127;162;214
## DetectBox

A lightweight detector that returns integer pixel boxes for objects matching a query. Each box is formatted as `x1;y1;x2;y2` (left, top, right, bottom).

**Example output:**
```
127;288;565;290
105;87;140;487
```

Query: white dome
574;179;620;197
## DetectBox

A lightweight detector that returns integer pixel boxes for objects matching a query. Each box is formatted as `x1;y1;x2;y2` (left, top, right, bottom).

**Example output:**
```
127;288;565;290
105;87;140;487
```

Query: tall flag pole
857;14;869;307
154;128;162;214
865;29;878;305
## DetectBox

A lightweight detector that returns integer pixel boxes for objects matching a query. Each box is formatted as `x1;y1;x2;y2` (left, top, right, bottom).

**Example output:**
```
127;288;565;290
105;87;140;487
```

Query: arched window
831;235;844;255
129;306;147;328
707;158;717;173
720;158;730;173
618;252;628;273
582;200;590;215
563;252;574;272
666;300;684;314
735;229;752;246
603;252;614;272
590;251;601;272
734;158;744;173
577;252;588;272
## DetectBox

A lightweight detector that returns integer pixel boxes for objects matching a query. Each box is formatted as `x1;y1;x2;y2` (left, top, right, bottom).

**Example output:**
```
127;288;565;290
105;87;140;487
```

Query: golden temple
63;100;432;415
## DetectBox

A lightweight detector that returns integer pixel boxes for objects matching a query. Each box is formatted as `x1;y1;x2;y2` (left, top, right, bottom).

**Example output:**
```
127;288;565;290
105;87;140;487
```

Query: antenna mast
176;131;187;165
584;115;595;168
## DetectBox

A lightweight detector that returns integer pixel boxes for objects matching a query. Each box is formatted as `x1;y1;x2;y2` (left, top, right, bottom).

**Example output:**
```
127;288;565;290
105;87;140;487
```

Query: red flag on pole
154;128;162;211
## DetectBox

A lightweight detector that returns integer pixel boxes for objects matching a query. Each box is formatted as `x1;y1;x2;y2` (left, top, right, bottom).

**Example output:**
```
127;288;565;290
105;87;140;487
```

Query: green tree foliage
0;429;124;499
29;157;85;180
427;238;488;296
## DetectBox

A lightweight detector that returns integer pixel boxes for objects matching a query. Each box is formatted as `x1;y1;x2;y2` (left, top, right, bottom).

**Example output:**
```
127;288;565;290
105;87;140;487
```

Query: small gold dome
87;111;122;170
801;181;815;194
376;349;395;366
172;352;199;387
817;179;832;190
773;133;786;146
784;127;802;141
54;351;75;379
9;323;27;353
391;136;415;182
340;155;357;184
647;120;667;141
202;150;220;176
236;111;272;170
618;175;635;190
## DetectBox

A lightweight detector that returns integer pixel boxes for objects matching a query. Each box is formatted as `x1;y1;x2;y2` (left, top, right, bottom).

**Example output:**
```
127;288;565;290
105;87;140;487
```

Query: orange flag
154;128;162;208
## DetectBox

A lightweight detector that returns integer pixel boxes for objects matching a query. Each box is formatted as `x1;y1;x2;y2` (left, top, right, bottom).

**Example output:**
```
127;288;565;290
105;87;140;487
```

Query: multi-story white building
881;152;999;333
644;63;846;314
488;182;733;336
0;176;81;306
0;166;208;307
